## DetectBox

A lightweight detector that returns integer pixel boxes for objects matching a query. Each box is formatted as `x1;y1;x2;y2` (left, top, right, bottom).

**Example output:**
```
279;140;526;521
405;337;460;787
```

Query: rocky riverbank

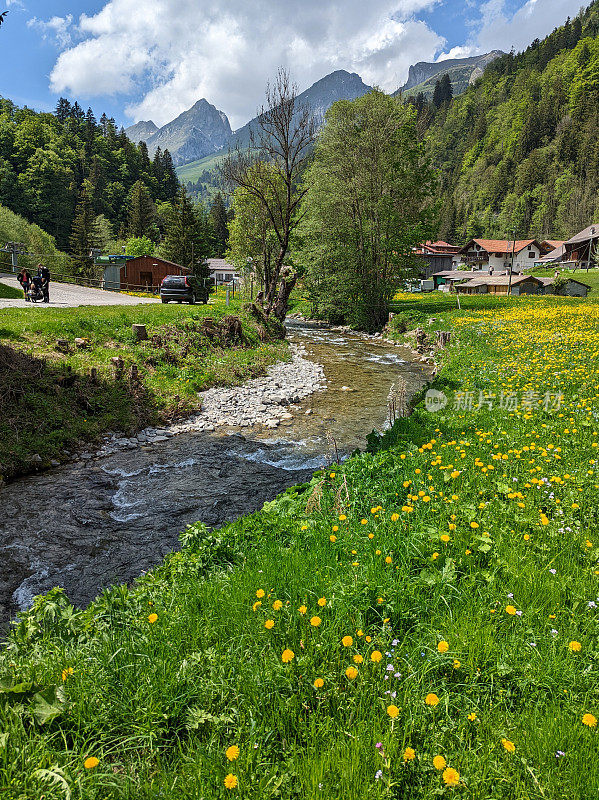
92;344;325;459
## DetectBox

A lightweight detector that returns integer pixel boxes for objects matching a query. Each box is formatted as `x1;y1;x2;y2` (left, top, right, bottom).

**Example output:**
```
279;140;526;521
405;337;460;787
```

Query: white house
458;239;543;271
208;258;238;286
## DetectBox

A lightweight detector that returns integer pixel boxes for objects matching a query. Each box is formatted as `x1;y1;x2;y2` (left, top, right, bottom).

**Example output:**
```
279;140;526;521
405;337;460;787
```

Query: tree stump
435;331;452;347
56;339;69;353
111;356;124;380
132;324;148;341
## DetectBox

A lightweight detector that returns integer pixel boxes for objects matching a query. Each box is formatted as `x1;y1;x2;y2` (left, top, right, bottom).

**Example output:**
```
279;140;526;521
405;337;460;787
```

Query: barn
100;255;190;292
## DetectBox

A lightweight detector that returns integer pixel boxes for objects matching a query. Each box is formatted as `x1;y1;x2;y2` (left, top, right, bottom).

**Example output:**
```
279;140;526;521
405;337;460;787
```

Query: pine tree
160;187;209;274
209;192;229;256
69;185;101;276
55;98;72;122
127;180;156;239
160;150;180;201
432;75;453;109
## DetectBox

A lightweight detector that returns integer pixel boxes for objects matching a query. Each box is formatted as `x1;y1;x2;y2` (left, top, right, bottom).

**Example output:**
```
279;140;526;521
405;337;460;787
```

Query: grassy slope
2;293;599;799
176;152;227;184
0;282;22;299
0;300;286;480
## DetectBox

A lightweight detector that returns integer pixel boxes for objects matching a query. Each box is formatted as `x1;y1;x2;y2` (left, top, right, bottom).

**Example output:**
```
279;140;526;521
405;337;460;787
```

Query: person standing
38;263;50;303
17;267;32;301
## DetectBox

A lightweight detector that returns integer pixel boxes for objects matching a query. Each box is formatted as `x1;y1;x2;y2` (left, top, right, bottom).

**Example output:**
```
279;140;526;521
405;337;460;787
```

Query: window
528;252;535;258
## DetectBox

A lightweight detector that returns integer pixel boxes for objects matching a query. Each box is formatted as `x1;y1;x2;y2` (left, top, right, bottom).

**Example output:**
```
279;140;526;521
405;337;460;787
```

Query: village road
0;273;159;309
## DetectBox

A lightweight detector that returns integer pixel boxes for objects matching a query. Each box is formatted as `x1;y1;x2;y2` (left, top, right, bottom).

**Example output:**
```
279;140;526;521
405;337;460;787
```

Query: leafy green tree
227;164;284;291
298;90;437;332
125;236;155;257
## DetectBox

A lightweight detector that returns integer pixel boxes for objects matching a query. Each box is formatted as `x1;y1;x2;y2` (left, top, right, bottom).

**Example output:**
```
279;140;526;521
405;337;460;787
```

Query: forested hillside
0;98;179;253
423;2;599;241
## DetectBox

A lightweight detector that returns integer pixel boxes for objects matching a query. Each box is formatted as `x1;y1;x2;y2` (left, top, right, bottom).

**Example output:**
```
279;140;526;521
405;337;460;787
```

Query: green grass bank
2;293;599;798
0;300;286;481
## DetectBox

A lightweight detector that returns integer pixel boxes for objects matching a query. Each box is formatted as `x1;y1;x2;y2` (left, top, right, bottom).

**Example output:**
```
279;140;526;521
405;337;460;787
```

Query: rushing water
0;322;430;623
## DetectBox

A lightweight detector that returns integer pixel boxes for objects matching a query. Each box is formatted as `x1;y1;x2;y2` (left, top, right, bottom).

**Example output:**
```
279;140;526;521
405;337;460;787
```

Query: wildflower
256;589;265;598
84;757;99;769
437;640;449;653
281;649;295;663
582;713;597;727
540;514;549;526
387;704;399;718
470;521;479;529
501;738;516;753
226;746;240;761
61;667;74;681
252;601;262;612
299;605;307;615
442;767;460;787
371;650;382;662
224;774;238;789
365;635;372;642
453;659;461;669
332;525;338;532
330;535;337;542
353;654;363;664
361;519;368;525
272;600;283;611
391;513;400;522
432;552;439;560
403;747;416;762
342;635;353;647
505;605;517;616
339;514;347;521
318;597;326;607
330;472;336;478
569;640;582;652
148;613;158;624
375;769;383;780
314;678;324;688
468;712;477;721
451;470;460;479
425;693;439;707
345;666;358;680
385;556;392;564
433;755;446;771
440;534;450;543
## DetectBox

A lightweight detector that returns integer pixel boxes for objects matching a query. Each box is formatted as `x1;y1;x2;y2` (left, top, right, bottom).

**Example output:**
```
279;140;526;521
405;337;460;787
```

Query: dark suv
160;275;209;304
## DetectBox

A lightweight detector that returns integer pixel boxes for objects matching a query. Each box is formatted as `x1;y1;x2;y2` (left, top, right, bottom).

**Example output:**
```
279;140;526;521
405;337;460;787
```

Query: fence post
226;287;230;306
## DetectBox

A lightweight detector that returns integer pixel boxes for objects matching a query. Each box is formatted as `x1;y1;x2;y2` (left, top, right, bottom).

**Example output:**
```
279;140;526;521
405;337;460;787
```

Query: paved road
0;273;159;309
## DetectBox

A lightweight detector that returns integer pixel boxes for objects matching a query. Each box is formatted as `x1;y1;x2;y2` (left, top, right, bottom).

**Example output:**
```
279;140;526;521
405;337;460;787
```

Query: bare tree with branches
0;11;8;27
221;68;316;321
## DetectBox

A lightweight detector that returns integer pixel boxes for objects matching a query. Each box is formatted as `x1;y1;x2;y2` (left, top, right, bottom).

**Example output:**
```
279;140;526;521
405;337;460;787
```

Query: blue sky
0;0;579;129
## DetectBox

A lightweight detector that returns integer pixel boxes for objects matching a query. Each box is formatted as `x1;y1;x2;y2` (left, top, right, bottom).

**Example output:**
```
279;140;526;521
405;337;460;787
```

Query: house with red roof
458;239;544;271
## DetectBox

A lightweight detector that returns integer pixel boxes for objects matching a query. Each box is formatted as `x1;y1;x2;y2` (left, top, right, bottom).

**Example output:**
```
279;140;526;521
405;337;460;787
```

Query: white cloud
45;0;445;127
437;0;579;61
27;14;74;48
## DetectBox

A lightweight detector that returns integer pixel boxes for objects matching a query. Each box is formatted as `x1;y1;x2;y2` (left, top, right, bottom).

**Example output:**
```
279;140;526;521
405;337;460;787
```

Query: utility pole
507;229;516;296
1;241;28;273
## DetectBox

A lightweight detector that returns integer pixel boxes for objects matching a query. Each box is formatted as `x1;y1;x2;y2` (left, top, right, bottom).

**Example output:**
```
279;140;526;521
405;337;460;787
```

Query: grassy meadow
2;293;599;798
0;281;22;299
0;299;286;480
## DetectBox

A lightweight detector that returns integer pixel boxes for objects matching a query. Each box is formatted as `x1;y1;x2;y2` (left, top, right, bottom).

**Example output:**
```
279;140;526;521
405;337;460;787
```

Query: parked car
160;275;209;304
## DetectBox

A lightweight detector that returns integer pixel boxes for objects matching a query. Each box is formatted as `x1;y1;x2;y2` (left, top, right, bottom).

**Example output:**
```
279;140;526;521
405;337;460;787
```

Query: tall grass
2;295;599;798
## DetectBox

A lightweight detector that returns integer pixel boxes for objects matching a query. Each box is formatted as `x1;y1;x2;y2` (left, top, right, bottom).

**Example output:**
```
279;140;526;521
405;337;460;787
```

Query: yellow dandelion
318;597;327;607
264;619;275;629
148;613;158;624
353;654;363;664
433;755;446;771
252;601;262;612
582;713;597;727
453;659;461;669
310;616;322;627
442;767;460;787
569;640;582;652
387;704;399;718
61;667;74;681
403;747;416;762
330;535;337;542
256;589;265;598
281;648;295;663
224;774;238;789
501;738;516;753
371;650;382;662
345;666;358;680
272;600;283;611
505;605;517;616
226;745;240;761
342;635;353;647
468;712;477;721
84;757;99;770
437;640;449;653
313;677;324;688
425;693;439;707
440;534;450;543
298;605;307;615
